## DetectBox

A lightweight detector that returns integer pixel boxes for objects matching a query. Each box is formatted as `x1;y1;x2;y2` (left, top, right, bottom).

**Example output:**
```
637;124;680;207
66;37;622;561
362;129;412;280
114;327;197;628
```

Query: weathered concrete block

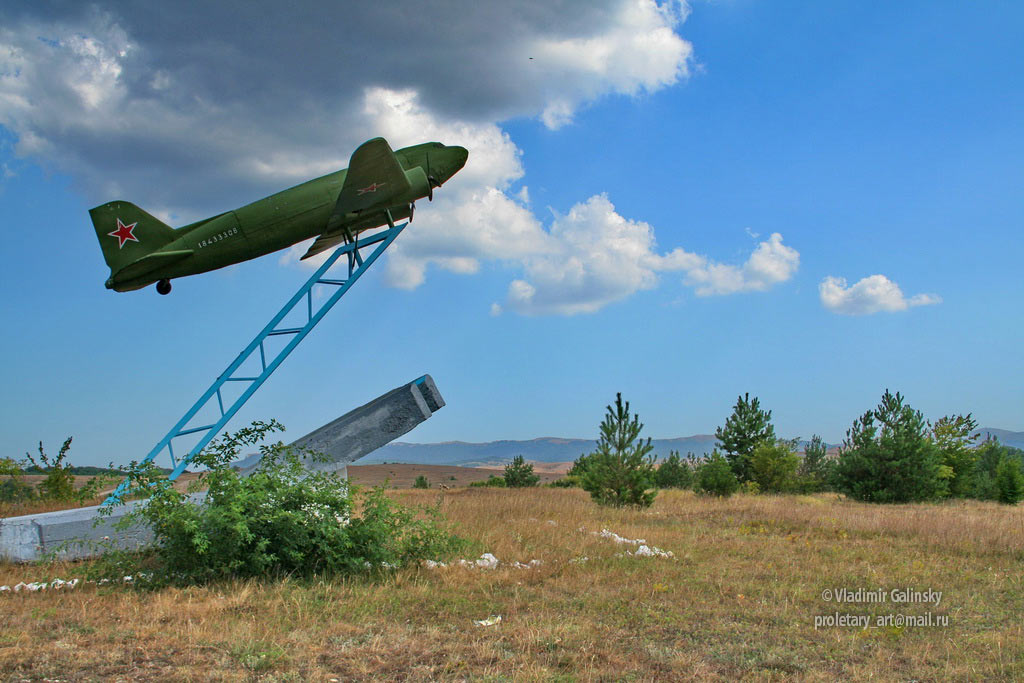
0;375;444;562
0;493;207;563
235;374;445;478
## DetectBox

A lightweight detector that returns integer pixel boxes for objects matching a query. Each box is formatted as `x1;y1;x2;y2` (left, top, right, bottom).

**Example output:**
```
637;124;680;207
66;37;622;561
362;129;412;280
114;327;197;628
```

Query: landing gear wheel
156;279;172;295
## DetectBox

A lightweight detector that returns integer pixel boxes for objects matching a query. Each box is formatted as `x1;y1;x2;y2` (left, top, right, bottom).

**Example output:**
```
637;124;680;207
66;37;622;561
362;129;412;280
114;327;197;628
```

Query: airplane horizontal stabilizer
114;249;194;282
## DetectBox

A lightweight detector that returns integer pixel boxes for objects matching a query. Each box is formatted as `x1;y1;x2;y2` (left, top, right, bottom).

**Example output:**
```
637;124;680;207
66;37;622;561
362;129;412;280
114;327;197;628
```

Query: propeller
409;202;415;223
425;153;436;201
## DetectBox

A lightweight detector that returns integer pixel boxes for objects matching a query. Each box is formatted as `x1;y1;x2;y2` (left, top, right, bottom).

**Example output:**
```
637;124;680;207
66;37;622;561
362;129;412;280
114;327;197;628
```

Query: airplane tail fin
89;201;178;273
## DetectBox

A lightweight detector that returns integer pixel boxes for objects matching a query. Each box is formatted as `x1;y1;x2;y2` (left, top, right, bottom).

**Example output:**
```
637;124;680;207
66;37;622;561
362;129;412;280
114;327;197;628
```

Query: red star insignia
357;182;386;195
108;219;139;249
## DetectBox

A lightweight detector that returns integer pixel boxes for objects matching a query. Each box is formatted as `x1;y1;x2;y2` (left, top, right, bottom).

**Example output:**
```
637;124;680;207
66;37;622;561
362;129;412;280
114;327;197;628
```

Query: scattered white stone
457;554;499;569
546;520;557;526
474;615;501;627
423;560;447;569
570;556;589;564
4;577;85;593
594;528;646;545
510;559;543;569
586;528;674;559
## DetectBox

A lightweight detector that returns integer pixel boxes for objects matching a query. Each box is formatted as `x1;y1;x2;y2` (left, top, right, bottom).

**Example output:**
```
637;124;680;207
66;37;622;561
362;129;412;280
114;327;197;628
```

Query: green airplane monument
90;138;468;294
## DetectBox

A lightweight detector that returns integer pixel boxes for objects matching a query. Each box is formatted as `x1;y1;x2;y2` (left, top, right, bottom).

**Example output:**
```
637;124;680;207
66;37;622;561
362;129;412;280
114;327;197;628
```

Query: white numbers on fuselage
197;226;239;249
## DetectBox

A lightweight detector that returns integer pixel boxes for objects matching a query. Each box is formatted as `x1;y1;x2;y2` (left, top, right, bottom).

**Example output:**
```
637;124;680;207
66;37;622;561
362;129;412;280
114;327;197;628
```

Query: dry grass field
0;465;557;517
1;488;1022;681
348;463;565;488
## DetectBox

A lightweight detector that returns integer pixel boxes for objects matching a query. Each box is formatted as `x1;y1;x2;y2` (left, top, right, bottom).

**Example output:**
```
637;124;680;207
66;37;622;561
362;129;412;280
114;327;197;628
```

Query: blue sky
1;1;1021;468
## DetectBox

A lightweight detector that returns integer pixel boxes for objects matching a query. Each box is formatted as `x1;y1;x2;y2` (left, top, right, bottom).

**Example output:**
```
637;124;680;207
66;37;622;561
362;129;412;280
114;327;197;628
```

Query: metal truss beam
104;223;407;504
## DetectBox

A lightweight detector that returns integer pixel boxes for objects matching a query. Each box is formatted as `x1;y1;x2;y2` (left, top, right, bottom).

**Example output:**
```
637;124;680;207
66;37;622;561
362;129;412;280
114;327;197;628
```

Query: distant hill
20;465;175;476
365;435;721;467
361;428;1023;467
977;428;1024;451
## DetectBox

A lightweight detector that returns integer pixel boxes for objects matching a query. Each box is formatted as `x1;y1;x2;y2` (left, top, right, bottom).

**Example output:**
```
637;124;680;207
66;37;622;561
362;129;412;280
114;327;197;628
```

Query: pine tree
504;455;539;488
715;393;776;482
834;390;943;503
580;393;657;507
797;434;831;492
654;451;692;489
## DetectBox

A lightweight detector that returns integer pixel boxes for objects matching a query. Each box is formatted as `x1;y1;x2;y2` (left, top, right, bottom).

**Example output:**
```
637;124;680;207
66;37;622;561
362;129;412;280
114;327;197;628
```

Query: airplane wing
333;137;411;217
114;249;194;280
302;137;411;260
300;233;345;261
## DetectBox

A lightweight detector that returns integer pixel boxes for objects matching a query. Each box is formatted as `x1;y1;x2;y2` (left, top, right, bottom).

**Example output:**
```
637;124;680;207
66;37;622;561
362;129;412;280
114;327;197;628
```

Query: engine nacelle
402;165;431;202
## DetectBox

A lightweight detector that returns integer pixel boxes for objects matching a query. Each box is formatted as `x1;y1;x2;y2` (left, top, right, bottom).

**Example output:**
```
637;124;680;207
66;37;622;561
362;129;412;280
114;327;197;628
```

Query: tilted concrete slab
233;374;445;478
0;375;444;562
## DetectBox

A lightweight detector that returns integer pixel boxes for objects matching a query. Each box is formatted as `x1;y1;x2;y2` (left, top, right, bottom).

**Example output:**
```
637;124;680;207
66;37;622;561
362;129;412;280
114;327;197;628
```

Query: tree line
562;390;1024;508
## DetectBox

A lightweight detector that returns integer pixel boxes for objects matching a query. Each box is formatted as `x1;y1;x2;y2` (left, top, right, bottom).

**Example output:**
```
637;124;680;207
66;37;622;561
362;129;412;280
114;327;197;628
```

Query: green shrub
932;414;980;498
750;439;800;493
413;475;430;489
0;457;33;503
567;453;592;477
0;477;35;503
504;455;539;488
107;421;464;585
24;438;107;503
580;393;657;508
550;458;590;487
654;451;692;489
695;451;739;497
971;437;1023;501
469;475;507;488
995;457;1024;505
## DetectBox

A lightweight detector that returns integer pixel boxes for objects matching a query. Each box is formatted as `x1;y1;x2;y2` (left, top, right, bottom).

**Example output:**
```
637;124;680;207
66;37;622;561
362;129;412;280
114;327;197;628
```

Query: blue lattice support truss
104;222;407;504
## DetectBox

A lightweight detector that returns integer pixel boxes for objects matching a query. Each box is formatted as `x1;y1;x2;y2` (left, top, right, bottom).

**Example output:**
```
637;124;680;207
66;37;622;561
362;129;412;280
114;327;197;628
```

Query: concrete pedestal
0;375;444;562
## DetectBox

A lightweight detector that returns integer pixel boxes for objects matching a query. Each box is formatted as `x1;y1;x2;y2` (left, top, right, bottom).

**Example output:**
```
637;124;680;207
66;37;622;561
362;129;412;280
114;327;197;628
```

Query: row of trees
711;390;1023;504
564;391;1023;508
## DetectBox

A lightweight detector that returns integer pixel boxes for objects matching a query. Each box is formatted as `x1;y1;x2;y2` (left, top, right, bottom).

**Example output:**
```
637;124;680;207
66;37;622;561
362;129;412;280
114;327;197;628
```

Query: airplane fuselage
96;141;467;292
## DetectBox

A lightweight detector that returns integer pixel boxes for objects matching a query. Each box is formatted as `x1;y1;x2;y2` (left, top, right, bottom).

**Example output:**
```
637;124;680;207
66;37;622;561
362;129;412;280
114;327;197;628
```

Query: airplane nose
451;146;468;170
434;146;468;185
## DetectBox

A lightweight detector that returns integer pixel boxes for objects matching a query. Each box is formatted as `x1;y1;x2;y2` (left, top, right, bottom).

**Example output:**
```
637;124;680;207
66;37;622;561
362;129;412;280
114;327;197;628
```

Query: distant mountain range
975;428;1024;451
362;435;721;467
361;428;1024;467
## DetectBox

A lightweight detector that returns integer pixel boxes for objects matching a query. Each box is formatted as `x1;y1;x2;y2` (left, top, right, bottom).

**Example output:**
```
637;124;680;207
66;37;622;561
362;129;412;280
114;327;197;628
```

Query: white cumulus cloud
532;0;693;128
504;194;687;315
683;232;800;296
819;274;941;315
498;195;797;316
